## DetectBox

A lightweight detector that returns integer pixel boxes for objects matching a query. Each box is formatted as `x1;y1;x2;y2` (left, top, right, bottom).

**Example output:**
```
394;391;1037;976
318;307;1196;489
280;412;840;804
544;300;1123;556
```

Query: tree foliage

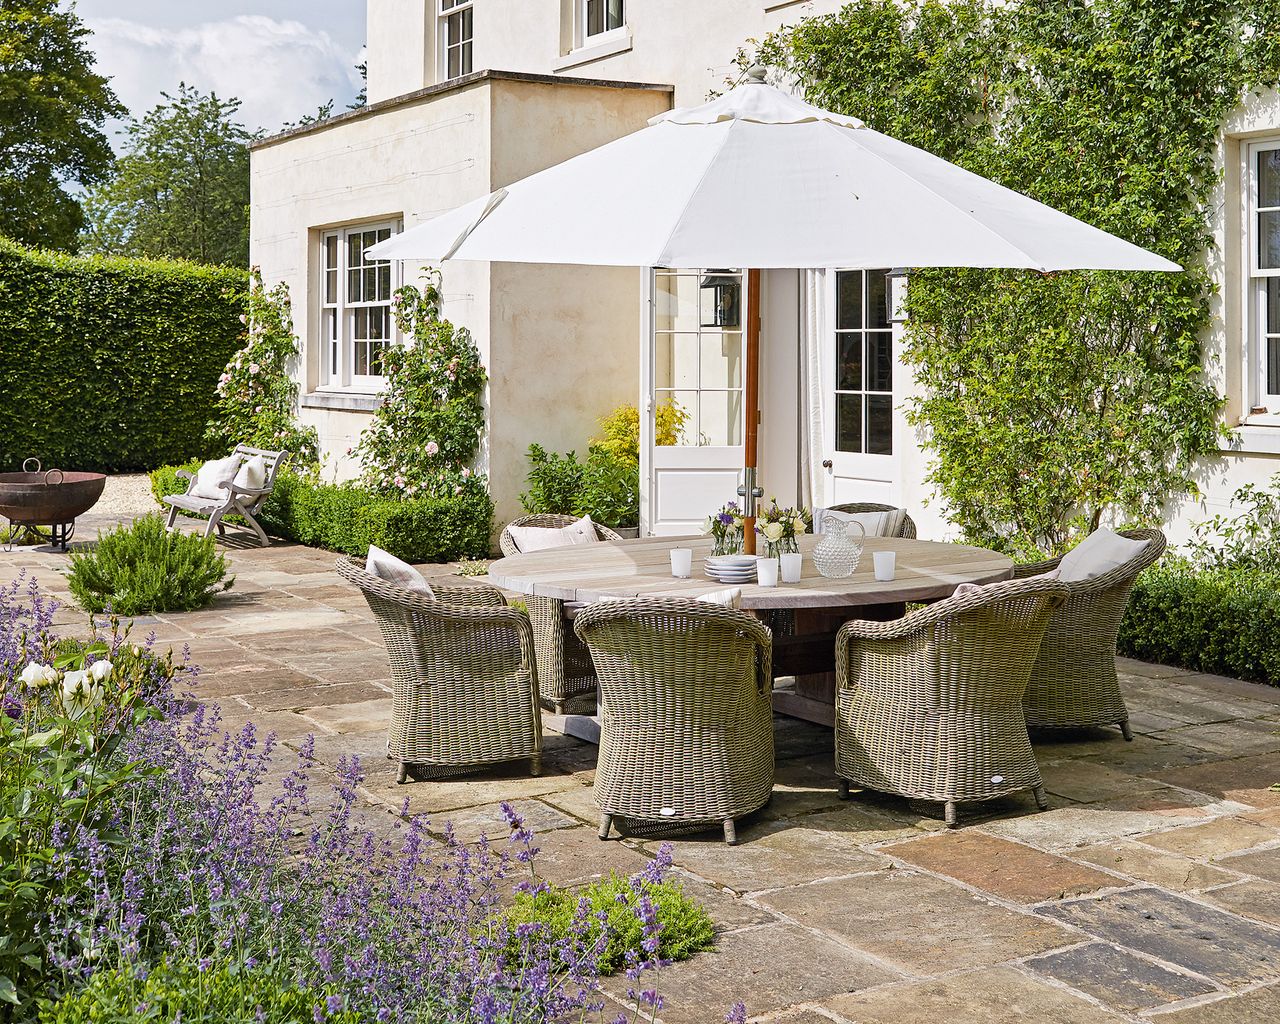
0;0;122;250
80;85;250;266
747;0;1279;556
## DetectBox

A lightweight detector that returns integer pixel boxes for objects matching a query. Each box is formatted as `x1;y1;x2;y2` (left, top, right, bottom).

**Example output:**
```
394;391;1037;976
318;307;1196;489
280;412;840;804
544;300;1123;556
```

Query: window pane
657;390;698;445
355;341;370;377
1261;149;1280;208
1268;278;1280;335
655;274;701;332
837;271;862;330
836;332;862;391
700;331;742;388
353;307;368;338
700;391;742;447
700;273;741;329
1269;337;1280;396
1259;211;1280;269
348;268;363;302
867;331;893;392
836;394;863;453
609;0;625;30
376;264;391;301
324;235;338;270
364;267;377;298
867;395;893;455
325;269;337;304
655;333;699;389
867;269;890;329
587;0;603;35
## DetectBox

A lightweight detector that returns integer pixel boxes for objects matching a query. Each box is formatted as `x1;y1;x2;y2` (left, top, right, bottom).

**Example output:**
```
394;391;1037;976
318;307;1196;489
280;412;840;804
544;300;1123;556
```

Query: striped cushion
365;545;434;596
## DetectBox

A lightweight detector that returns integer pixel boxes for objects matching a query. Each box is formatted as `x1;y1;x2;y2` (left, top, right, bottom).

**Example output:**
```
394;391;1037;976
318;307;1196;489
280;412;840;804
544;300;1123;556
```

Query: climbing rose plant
744;0;1280;557
206;267;319;466
353;271;488;499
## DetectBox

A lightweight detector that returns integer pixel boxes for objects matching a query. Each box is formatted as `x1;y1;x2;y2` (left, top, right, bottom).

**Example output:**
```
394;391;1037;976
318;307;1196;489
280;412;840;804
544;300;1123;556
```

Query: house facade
249;0;1279;543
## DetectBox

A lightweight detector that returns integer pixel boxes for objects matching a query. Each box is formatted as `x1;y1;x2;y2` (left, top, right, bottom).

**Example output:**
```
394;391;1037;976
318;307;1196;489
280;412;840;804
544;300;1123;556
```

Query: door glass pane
700;332;742;388
657;391;698;444
1259;211;1280;269
867;332;893;392
655;333;699;389
655;274;702;332
836;333;862;391
837;271;862;330
867;271;890;329
836;394;863;453
1260;149;1280;208
866;395;892;455
700;391;742;447
699;272;741;328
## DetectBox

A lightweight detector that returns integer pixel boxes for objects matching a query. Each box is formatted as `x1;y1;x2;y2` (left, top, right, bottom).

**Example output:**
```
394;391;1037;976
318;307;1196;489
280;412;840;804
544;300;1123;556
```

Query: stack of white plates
704;554;758;584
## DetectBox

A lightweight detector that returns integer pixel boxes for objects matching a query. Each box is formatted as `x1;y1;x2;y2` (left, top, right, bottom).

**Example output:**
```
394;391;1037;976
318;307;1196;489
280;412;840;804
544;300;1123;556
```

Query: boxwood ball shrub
0;238;245;473
68;513;233;615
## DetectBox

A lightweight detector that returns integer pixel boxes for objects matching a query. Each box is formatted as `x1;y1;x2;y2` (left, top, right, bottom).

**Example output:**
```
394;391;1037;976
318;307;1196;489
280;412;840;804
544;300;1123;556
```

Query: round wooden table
488;532;1013;609
489;533;1013;731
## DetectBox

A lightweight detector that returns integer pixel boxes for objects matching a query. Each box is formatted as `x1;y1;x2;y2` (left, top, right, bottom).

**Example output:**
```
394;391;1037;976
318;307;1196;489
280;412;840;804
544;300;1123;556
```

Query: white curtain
798;269;828;511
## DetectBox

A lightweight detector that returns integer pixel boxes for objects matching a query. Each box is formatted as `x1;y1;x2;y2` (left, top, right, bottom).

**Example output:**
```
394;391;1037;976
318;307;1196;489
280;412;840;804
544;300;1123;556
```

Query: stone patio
7;492;1280;1022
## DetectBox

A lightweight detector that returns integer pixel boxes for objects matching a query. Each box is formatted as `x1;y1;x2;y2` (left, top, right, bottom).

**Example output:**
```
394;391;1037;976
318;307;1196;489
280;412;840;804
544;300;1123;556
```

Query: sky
74;1;368;141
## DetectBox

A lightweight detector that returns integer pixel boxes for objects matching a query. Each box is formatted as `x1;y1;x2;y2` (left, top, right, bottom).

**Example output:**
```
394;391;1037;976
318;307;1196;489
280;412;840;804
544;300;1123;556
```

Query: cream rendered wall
366;0;432;103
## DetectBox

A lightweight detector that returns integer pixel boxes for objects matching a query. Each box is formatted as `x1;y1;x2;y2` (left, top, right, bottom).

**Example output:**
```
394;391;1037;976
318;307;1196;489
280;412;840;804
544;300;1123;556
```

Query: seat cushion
233;454;268;490
508;514;601;553
815;507;906;538
1056;529;1149;583
696;587;743;609
189;454;243;501
366;545;434;596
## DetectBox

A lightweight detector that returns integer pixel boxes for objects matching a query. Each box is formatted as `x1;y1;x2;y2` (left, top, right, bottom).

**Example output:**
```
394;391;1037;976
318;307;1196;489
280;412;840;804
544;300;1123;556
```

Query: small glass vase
761;534;799;560
712;527;743;557
812;519;865;579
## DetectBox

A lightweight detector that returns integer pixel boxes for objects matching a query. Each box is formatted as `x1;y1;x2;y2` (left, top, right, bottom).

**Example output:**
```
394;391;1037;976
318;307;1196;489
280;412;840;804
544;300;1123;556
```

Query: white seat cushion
696;587;743;609
508;514;601;553
1056;529;1148;583
188;454;243;501
815;507;906;538
365;545;434;596
233;454;268;491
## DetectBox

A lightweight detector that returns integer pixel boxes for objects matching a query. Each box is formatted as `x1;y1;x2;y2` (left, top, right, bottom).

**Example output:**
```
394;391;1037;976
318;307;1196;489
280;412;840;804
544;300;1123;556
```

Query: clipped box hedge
149;464;493;564
1118;559;1280;686
0;238;246;472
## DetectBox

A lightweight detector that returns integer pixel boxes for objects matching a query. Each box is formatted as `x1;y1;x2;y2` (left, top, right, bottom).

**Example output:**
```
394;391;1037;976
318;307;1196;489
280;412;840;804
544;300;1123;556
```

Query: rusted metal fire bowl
0;459;106;549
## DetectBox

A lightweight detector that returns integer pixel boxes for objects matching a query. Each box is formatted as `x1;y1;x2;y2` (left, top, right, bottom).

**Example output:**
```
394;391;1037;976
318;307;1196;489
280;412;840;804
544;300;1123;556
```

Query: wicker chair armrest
431;582;507;607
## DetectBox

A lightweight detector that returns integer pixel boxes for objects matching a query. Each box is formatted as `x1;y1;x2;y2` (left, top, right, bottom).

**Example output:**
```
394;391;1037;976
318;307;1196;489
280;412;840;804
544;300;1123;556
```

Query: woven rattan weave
827;502;918;539
573;597;774;845
1013;528;1166;739
336;557;542;783
834;575;1068;827
499;515;623;714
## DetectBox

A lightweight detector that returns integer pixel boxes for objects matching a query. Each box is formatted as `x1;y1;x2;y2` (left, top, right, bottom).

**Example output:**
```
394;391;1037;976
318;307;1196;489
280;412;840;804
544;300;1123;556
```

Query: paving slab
512;826;654;887
1154;722;1280;758
884;831;1122;903
412;798;577;844
1025;942;1218;1012
1201;879;1280;928
362;765;582;815
819;966;1130;1023
612;923;898;1024
253;681;390;714
757;871;1076;974
1074;841;1241;892
1039;759;1175;804
1155;755;1280;810
295;696;394;732
1145;983;1280;1022
1037;888;1280;986
982;792;1224;851
1217;847;1280;883
1137;818;1280;860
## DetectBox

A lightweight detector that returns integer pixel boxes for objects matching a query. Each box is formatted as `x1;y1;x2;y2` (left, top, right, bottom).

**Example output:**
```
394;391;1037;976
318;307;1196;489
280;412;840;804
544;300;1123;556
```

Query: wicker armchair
824;502;917;539
573;598;774;845
499;514;624;714
336;558;542;783
1012;528;1166;740
835;575;1069;827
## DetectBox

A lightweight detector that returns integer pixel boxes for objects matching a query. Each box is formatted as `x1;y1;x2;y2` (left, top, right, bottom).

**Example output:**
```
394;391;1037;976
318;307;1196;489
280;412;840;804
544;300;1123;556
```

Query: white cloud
85;14;364;138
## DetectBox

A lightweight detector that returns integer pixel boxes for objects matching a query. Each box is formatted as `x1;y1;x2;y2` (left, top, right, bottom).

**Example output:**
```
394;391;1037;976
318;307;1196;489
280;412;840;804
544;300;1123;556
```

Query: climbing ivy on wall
744;0;1280;557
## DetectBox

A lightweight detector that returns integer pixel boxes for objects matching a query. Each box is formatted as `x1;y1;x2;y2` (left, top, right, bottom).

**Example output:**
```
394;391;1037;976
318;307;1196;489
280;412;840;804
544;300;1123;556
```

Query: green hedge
0;237;246;472
150;464;494;563
1118;559;1280;686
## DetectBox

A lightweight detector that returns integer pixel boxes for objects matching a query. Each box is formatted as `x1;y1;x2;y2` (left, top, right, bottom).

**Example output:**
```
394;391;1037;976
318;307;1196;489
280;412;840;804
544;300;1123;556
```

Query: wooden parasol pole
740;268;762;554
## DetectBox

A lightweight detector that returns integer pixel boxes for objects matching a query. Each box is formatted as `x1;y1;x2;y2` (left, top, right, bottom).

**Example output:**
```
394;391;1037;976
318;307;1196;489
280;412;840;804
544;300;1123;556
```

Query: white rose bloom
762;521;785;542
18;662;58;690
61;671;103;714
87;660;113;683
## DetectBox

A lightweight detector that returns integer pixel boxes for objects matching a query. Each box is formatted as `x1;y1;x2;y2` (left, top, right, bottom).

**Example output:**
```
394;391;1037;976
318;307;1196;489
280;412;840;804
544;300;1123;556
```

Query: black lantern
699;270;741;329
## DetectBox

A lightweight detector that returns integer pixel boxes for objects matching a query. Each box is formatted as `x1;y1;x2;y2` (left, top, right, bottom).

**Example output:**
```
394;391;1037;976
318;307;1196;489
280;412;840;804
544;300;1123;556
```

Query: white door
641;268;746;535
822;268;899;505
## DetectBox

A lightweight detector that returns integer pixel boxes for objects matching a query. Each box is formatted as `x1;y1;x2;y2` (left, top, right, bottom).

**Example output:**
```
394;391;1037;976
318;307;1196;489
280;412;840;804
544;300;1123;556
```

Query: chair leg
397;762;410;784
723;819;738;846
944;801;959;828
837;779;850;800
529;753;542;777
1033;785;1049;811
204;511;219;539
1120;719;1134;742
164;504;179;531
598;813;614;841
243;511;270;548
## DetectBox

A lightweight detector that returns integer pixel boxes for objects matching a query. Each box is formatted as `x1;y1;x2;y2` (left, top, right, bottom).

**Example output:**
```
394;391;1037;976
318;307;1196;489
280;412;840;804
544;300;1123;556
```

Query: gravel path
95;473;161;518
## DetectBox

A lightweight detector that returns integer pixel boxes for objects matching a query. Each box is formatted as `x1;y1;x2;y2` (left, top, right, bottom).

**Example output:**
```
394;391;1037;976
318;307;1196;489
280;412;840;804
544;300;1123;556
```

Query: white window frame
439;0;474;81
1246;139;1280;418
829;268;895;467
318;220;401;393
576;0;626;49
